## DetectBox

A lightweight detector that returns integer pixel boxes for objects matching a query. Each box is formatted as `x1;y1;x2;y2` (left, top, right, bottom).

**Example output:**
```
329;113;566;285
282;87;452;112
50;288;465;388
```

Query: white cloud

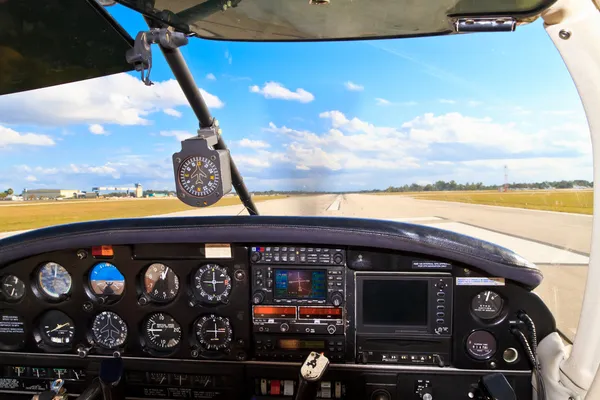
375;98;391;106
159;130;195;142
0;125;55;148
206;73;216;81
467;100;482;107
224;50;232;64
439;99;456;104
236;138;270;149
163;108;182;118
89;124;108;135
375;98;417;106
344;81;364;91
250;82;314;103
0;73;223;126
25;175;37;182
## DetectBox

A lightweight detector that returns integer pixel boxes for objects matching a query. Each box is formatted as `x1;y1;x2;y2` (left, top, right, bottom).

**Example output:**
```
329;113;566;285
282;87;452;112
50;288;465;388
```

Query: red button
270;380;280;395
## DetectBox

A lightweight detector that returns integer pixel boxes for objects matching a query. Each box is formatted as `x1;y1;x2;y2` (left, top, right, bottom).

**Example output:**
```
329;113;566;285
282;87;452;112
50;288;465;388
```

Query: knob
251;252;262;263
280;323;290;333
327;324;337;334
77;346;88;358
371;390;390;400
252;291;265;304
421;388;433;400
333;253;344;264
331;292;344;307
357;351;368;364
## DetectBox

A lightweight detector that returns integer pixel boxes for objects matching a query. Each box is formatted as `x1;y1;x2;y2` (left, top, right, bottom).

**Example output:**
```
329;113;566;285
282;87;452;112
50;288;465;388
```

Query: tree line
0;188;14;198
362;179;593;193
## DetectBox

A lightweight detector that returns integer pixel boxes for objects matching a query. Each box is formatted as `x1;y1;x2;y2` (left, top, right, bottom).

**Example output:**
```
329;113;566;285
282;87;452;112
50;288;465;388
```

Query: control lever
99;358;124;400
31;379;68;400
477;373;517;400
294;352;330;400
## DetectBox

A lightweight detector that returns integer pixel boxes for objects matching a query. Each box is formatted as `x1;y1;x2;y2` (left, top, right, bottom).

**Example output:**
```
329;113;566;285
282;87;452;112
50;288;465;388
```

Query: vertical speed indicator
178;156;221;198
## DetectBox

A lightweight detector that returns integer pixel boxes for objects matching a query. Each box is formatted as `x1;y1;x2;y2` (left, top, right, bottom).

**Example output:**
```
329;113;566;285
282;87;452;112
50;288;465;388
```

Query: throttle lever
294;352;330;400
99;358;124;400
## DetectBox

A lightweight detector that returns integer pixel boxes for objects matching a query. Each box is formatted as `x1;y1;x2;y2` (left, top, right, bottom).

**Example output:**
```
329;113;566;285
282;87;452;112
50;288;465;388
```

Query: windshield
0;3;590;343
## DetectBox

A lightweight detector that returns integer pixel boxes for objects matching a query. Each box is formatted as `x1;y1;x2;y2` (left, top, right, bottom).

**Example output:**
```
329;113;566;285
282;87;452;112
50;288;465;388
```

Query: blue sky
0;4;591;193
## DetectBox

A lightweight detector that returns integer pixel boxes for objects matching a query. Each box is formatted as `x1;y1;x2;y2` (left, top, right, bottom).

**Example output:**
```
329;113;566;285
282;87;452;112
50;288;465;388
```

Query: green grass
0;196;286;232
404;190;593;214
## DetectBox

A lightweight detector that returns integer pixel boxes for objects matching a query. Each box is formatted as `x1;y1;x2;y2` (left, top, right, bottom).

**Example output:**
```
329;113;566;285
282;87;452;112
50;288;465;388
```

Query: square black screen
362;280;428;326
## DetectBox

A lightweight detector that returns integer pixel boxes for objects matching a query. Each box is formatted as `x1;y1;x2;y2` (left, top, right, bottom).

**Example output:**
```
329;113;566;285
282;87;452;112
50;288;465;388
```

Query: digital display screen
253;306;296;318
362;280;428;326
274;270;327;299
299;307;343;319
278;339;325;350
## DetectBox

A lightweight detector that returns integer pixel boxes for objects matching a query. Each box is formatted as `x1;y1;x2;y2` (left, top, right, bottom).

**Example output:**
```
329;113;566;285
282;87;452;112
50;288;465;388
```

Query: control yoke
294;352;330;400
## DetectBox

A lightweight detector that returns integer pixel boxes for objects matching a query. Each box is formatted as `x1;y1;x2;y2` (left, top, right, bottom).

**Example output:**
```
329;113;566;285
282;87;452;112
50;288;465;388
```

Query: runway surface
0;193;590;340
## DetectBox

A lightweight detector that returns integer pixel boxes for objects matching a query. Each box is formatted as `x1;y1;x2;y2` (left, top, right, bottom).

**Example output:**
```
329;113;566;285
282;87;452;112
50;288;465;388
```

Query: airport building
22;189;82;199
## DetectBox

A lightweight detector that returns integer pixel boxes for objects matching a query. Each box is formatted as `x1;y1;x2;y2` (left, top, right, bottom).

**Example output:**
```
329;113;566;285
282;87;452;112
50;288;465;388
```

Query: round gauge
194;314;232;351
89;262;125;297
193;264;231;304
38;310;75;347
177;155;221;198
0;310;26;351
466;330;497;360
143;263;180;303
1;275;25;301
91;311;128;349
471;291;504;320
142;313;182;351
37;262;72;299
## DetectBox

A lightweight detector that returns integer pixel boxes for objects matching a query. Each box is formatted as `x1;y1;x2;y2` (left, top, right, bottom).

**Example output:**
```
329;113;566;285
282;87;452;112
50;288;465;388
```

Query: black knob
357;351;368;364
252;291;265;304
333;253;344;264
331;292;344;307
371;390;390;400
280;323;290;332
251;252;262;263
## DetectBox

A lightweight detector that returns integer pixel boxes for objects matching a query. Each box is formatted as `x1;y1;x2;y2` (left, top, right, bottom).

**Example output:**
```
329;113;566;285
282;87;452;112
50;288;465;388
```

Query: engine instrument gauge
471;291;504;320
142;313;182;351
149;373;168;385
466;330;497;360
91;311;127;349
177;156;221;198
143;263;180;303
37;262;72;299
38;310;75;347
1;275;25;301
194;314;232;351
89;262;125;297
0;310;26;351
193;264;231;304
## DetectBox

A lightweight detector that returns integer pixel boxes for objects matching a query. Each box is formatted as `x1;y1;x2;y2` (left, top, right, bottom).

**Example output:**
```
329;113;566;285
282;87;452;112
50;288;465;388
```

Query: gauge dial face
37;262;72;299
143;263;180;302
0;310;26;351
89;262;125;297
471;291;504;320
194;315;232;351
1;275;25;301
178;156;221;198
39;310;75;347
193;264;231;304
143;313;182;351
466;330;497;360
91;311;128;349
149;373;168;385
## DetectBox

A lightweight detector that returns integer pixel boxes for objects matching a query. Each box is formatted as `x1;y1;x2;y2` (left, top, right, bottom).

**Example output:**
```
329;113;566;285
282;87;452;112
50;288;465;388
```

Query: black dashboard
0;216;554;400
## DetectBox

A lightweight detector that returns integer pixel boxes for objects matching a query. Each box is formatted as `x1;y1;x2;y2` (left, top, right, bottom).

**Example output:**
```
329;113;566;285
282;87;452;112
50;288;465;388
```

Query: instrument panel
0;240;555;400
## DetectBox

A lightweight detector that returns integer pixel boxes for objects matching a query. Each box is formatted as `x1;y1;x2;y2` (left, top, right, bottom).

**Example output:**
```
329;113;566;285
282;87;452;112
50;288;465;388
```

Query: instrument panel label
205;244;232;259
455;277;505;286
411;261;452;269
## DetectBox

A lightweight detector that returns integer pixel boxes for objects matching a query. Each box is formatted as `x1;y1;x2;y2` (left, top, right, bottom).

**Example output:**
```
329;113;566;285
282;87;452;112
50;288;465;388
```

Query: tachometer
1;275;25;301
142;313;182;351
91;311;128;349
471;291;504;320
466;330;497;360
194;314;232;351
38;310;75;347
37;262;72;299
193;264;231;304
177;156;221;198
89;262;125;297
143;263;179;303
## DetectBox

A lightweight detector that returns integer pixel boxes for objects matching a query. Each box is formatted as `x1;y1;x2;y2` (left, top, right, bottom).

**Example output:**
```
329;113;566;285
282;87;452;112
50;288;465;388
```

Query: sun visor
0;0;134;96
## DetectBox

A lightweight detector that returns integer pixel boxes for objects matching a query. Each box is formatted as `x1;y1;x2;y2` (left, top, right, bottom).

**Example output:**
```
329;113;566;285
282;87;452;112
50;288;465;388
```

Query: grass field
399;190;593;214
0;196;286;232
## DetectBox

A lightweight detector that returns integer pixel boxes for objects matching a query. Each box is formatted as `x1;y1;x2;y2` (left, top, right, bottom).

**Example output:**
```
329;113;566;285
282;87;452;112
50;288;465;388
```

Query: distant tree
0;192;6;199
6;188;13;195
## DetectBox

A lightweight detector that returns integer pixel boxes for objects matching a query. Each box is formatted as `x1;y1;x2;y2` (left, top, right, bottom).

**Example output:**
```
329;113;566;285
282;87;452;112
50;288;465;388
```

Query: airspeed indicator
178;156;220;198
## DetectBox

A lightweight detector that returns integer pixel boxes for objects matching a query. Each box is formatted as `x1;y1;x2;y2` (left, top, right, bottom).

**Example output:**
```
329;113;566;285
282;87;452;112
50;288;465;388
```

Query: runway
0;193;590;340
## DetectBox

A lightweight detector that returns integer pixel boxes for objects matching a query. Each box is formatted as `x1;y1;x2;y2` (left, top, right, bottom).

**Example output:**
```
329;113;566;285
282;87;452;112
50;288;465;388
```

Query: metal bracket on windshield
126;29;189;86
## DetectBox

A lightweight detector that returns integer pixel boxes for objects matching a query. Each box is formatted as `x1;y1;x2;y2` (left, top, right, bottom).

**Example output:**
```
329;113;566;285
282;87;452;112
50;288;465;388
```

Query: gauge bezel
89;311;128;351
139;263;181;304
191;264;232;305
465;329;498;361
176;155;222;199
0;274;26;303
32;262;72;302
33;309;75;352
85;262;126;305
192;314;233;353
470;290;506;322
140;312;182;356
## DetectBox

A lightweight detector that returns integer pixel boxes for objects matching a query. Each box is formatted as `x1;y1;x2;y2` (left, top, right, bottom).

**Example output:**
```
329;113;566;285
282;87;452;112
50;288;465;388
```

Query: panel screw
559;30;571;40
176;158;182;163
489;360;497;369
76;250;88;260
83;302;93;312
77;346;88;358
138;296;148;306
113;351;121;358
191;349;199;358
211;155;217;161
235;270;245;281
